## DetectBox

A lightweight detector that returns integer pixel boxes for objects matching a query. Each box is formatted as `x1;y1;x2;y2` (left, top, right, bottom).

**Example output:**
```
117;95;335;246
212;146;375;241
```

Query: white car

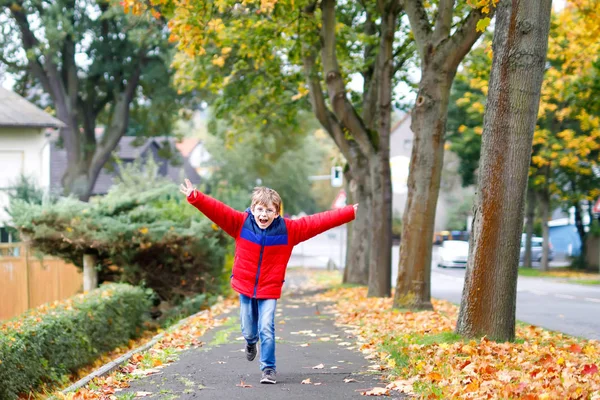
438;240;469;268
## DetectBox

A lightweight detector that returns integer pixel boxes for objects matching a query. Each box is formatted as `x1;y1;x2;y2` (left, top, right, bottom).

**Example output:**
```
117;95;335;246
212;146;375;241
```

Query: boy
179;179;357;384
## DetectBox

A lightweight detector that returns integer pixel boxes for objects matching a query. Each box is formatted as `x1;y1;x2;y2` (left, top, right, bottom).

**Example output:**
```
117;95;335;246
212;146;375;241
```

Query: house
0;88;202;242
0;87;64;240
49;135;202;196
175;137;214;178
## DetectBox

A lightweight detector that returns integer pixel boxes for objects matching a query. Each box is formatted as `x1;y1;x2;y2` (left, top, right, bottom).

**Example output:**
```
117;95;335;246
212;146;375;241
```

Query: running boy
179;179;357;384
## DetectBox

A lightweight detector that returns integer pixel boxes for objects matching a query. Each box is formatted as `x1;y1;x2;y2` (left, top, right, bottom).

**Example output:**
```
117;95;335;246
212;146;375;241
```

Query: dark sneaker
260;368;277;384
246;343;257;361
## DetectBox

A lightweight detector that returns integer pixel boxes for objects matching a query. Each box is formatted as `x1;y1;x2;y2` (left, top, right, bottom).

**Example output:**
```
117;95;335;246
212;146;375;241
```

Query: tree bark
365;1;397;297
7;2;147;201
394;72;451;309
301;0;399;296
344;169;371;284
394;1;491;310
539;189;550;272
523;186;536;268
83;253;98;291
456;0;553;341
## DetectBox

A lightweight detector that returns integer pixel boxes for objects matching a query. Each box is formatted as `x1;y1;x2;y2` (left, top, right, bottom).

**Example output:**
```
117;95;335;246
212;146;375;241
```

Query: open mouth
258;217;269;225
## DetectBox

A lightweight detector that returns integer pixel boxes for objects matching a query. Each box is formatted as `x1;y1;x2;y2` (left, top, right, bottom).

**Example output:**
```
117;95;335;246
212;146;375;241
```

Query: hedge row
0;283;152;399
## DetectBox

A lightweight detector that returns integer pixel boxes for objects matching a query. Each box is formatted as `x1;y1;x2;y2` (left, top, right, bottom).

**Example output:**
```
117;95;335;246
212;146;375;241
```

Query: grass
569;279;600;285
381;331;464;373
207;317;238;346
518;267;600;284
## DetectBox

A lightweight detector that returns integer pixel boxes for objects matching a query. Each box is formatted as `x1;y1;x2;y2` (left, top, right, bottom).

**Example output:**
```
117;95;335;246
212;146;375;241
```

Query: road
290;226;600;341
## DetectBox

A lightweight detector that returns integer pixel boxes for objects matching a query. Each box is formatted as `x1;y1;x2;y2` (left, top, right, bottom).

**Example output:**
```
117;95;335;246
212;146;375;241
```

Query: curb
61;308;210;394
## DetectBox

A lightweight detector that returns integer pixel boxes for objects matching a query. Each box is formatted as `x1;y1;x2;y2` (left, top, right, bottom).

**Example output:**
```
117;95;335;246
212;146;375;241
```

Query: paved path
118;278;406;399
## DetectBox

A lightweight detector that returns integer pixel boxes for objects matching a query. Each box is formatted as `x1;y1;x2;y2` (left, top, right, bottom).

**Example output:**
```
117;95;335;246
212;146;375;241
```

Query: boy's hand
179;179;196;197
353;203;358;215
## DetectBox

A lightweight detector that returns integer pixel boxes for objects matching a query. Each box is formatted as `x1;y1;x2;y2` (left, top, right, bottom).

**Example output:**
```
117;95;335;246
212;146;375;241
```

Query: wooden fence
0;243;83;321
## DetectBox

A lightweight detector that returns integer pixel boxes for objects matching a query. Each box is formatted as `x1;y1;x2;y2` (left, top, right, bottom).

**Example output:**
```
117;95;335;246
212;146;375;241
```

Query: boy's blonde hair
251;186;282;214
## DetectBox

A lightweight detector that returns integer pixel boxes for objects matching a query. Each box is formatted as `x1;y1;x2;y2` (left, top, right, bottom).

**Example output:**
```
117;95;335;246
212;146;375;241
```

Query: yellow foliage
207;18;225;33
212;55;226;67
456;97;471;107
291;83;309;101
469;101;485;114
531;156;548;167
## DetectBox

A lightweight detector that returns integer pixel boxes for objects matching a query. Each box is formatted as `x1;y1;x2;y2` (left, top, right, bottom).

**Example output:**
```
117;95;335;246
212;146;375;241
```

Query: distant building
0;87;201;242
0;87;64;236
49;135;202;196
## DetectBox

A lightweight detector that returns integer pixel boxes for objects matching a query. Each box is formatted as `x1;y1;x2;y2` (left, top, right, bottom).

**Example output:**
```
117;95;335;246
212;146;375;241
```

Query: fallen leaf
302;378;312;384
344;378;357;383
300;343;310;347
313;363;324;369
569;343;583;353
135;392;153;397
236;379;252;388
361;387;390;396
583;364;598;375
426;372;442;382
131;368;162;377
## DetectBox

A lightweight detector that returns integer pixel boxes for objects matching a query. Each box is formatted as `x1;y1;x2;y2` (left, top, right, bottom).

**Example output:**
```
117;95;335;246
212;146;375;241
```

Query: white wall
0;127;49;224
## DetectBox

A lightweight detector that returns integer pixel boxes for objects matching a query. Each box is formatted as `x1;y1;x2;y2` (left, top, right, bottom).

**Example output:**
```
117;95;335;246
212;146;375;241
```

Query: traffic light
331;166;343;187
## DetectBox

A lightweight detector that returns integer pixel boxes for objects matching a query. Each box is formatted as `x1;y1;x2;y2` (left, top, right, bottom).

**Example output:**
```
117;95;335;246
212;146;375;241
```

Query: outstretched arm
180;179;245;238
288;204;357;245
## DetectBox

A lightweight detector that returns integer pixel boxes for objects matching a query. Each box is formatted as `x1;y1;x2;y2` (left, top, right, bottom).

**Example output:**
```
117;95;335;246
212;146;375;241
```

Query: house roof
175;137;200;157
0;87;65;129
50;136;202;196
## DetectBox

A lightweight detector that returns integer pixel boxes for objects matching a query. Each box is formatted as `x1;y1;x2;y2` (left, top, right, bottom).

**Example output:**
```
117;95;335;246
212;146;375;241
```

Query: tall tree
0;0;177;200
125;0;416;296
393;1;494;310
448;1;600;270
456;0;552;341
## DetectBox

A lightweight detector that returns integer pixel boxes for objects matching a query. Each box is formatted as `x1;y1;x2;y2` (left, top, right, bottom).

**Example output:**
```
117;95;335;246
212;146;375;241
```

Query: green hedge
0;283;152;399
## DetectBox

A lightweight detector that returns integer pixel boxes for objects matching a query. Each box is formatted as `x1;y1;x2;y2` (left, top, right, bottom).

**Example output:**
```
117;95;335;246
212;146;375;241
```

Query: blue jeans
239;294;277;371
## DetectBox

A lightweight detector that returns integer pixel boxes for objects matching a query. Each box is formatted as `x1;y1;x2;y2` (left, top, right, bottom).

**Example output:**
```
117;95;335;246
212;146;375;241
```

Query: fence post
83;253;98;291
25;244;31;309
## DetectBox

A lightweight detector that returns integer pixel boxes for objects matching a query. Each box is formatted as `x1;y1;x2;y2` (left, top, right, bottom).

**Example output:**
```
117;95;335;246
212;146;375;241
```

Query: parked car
437;240;469;268
519;235;554;262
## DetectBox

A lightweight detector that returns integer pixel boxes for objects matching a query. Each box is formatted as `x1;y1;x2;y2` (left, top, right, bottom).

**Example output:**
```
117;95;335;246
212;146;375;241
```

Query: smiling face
252;202;278;229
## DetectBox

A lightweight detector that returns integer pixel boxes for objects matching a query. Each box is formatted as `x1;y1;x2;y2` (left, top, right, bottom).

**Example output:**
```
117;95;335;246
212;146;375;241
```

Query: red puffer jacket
187;191;355;299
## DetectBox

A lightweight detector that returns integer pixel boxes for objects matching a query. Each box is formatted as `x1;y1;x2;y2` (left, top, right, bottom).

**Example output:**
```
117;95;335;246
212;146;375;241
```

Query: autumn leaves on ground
50;270;600;400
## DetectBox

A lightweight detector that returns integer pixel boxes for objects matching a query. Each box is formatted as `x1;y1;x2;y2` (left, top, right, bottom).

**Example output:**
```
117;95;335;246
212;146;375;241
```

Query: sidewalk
115;275;407;399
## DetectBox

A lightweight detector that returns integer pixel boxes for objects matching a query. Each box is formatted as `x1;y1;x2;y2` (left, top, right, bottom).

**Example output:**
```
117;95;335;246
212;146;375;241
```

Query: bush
0;283;151;399
9;157;230;302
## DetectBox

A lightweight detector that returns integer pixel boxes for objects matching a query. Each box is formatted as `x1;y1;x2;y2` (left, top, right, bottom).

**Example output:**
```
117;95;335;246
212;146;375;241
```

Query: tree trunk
83;253;98;291
539;189;551;271
393;1;491;310
368;155;392;296
344;170;371;284
394;72;451;310
456;0;552;341
366;5;395;298
314;0;397;297
523;186;536;268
